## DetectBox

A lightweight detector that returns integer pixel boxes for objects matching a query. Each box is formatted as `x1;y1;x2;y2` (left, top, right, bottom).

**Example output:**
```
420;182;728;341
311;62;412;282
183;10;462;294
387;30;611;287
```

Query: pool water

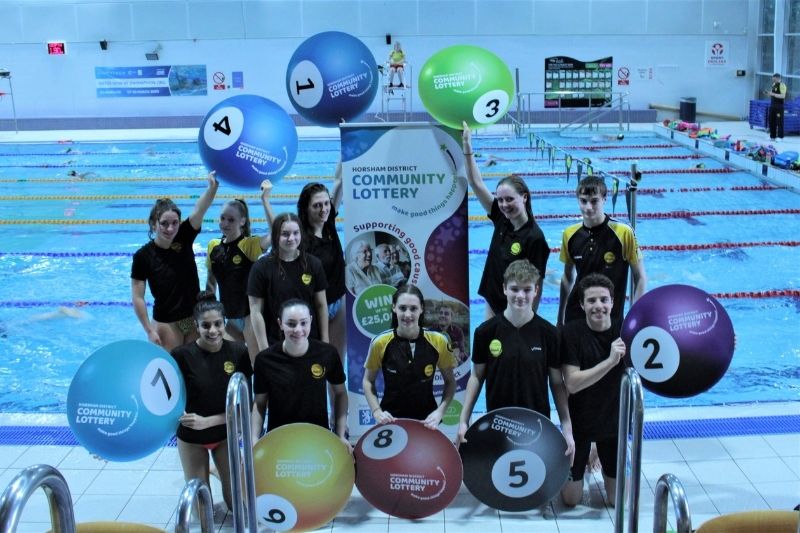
0;132;798;413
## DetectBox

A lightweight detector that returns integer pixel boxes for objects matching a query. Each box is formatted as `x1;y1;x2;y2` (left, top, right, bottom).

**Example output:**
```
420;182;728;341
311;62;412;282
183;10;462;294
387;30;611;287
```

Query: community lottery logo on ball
419;45;514;130
622;284;735;398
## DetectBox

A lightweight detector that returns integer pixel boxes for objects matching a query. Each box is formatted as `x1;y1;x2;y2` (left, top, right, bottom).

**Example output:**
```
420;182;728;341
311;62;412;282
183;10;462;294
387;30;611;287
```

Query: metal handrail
561;92;631;133
0;464;76;533
226;372;258;533
653;473;692;533
174;478;214;533
515;90;631;129
615;368;645;533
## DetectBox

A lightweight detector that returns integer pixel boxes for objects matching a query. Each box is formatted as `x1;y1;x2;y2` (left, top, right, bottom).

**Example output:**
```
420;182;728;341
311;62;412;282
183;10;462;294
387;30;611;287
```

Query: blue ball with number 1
67;340;186;462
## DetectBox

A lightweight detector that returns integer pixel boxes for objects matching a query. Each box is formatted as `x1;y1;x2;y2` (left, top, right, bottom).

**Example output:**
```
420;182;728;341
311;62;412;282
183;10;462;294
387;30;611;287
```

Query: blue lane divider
0;414;796;446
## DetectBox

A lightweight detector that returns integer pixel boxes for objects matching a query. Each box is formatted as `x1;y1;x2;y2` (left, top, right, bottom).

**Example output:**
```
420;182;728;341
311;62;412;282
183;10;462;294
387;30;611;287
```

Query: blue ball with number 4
198;94;298;189
67;340;185;461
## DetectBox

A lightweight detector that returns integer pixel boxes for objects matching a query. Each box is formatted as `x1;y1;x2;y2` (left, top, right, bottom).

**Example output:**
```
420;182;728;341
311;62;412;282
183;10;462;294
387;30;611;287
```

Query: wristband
372;407;381;414
463;152;473;156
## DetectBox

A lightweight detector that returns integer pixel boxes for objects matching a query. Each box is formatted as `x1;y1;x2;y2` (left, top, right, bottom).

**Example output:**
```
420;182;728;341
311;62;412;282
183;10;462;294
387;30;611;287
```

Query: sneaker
389;83;395;88
212;502;228;524
398;83;405;88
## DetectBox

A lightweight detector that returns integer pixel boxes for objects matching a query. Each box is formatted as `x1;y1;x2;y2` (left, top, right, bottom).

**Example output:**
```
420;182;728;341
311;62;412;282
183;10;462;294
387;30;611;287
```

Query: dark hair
223;199;251;237
503;259;541;286
278;298;312;320
578;273;615;302
193;290;225;321
496;175;533;220
297;182;335;242
773;73;781;78
147;198;181;239
576;176;607;198
391;284;426;329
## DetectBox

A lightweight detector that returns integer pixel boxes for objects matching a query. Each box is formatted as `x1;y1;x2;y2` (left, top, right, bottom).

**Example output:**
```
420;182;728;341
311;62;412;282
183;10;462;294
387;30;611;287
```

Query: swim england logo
706;41;728;67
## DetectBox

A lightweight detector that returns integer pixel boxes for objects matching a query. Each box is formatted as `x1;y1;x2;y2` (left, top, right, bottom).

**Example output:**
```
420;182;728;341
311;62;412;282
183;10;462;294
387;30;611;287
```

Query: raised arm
259;181;274;250
188;171;219;230
462;122;494;213
331;160;343;211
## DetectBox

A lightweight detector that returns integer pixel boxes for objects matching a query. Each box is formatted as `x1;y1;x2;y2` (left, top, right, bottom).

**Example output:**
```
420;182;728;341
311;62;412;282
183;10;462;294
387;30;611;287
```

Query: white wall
0;0;754;123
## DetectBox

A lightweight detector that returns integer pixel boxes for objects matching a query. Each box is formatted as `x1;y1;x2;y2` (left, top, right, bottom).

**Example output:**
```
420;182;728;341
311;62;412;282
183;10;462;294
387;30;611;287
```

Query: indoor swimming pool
0;131;798;415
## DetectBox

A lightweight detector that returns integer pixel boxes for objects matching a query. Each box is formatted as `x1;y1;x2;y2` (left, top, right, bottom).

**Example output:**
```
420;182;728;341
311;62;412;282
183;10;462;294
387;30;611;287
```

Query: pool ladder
225;371;258;533
0;464;215;532
615;367;645;533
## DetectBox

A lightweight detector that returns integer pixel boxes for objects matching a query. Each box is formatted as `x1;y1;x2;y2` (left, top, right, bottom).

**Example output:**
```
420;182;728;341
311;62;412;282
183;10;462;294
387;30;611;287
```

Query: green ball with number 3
418;45;514;130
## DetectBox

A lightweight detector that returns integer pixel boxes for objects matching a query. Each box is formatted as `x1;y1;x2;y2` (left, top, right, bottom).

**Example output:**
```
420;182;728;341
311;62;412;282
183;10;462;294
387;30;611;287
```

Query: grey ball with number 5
460;407;569;511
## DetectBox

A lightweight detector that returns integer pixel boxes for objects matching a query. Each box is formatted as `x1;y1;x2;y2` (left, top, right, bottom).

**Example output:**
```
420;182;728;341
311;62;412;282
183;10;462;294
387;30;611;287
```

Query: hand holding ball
419;45;514;130
67;340;185;462
199;95;298;189
621;284;735;398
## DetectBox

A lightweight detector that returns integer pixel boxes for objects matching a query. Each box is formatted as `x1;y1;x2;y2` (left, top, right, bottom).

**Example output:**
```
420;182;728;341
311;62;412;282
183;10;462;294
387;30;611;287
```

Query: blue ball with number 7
199;94;298;189
67;340;186;461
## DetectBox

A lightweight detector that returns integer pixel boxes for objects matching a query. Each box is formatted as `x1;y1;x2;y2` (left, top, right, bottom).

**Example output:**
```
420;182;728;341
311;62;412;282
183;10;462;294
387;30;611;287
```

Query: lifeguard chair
376;62;413;122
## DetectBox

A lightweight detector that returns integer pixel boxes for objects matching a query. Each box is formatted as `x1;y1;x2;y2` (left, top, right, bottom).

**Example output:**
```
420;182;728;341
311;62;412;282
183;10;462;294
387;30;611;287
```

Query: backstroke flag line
341;122;471;439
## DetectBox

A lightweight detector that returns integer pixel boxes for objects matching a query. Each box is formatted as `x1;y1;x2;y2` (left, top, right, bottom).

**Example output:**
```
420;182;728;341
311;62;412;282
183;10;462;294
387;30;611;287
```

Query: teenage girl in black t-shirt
171;292;252;513
131;172;218;351
462;123;550;318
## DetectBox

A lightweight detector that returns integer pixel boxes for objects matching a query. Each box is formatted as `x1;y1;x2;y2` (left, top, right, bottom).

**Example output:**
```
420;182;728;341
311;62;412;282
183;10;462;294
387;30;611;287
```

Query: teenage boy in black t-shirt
457;260;574;470
560;273;626;507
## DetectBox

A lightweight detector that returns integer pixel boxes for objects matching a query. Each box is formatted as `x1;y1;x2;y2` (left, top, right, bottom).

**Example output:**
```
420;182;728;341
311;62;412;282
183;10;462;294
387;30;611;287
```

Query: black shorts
569;436;618;482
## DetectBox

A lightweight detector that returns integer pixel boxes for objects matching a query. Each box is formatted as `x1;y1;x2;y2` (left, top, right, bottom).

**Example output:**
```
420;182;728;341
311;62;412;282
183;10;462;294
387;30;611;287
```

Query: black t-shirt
304;211;346;303
561;216;640;323
131;219;201;323
479;200;550;314
246;254;328;344
207;235;261;319
472;313;559;418
171;340;252;444
253;339;344;432
560;319;624;440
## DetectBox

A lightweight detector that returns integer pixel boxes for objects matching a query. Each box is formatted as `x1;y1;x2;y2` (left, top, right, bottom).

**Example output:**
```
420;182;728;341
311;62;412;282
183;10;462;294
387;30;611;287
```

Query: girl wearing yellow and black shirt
363;284;457;429
206;188;271;363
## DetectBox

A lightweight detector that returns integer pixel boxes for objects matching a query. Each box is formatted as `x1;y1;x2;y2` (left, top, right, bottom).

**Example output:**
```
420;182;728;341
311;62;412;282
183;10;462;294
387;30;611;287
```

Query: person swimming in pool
131;171;219;352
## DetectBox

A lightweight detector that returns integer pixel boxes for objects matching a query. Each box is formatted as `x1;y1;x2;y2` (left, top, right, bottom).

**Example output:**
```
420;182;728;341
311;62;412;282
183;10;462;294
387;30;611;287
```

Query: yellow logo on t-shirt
604;251;616;264
223;361;235;375
489;339;502;357
510;242;521;255
232;254;242;265
302;274;313;285
171;243;182;253
424;364;434;377
310;363;325;378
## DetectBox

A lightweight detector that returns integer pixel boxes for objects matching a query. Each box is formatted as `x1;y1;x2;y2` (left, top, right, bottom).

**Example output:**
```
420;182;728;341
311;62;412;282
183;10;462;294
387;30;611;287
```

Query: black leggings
569;436;618;482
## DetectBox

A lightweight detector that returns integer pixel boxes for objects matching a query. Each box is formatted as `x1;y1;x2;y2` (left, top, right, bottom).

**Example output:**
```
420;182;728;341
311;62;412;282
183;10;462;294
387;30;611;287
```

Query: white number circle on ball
630;325;680;383
491;449;546;498
473;90;510;124
202;106;244;151
139;358;182;416
361;424;408;460
289;60;324;108
256;493;297;531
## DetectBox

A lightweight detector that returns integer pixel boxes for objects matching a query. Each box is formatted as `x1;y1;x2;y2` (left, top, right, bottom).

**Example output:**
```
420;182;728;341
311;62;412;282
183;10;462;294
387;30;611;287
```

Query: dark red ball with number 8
354;418;462;519
460;407;569;511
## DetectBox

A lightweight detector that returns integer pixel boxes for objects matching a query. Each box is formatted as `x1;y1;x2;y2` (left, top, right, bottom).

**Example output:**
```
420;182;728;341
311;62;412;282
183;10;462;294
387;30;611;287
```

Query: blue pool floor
0;122;798;532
